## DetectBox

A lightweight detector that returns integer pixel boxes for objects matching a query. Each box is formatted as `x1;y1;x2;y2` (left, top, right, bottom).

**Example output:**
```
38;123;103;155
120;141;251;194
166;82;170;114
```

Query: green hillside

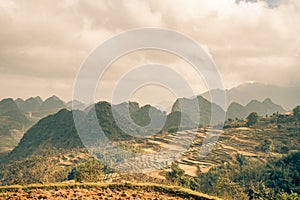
0;101;300;199
8;101;151;160
8;109;84;160
0;98;32;154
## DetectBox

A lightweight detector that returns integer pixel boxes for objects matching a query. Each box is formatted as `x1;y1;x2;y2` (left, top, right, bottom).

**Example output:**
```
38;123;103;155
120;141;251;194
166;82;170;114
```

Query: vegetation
8;109;85;160
163;106;300;199
0;150;104;185
293;106;300;119
68;157;104;182
165;153;300;199
1;97;300;199
246;112;259;126
0;154;70;185
0;98;33;154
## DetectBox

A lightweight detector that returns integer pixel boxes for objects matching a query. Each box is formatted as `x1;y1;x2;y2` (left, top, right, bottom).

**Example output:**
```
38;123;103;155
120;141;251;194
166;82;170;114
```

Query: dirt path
230;136;258;145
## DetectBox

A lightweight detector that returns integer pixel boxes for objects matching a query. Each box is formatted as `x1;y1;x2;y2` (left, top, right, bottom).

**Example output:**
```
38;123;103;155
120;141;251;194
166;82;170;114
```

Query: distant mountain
0;98;32;154
226;102;248;119
113;101;140;115
163;111;195;132
15;96;43;113
201;82;300;110
131;104;165;127
171;96;225;127
112;102;166;137
226;98;286;119
92;101;133;140
245;98;286;116
14;95;67;119
0;98;28;123
65;100;86;110
39;95;65;111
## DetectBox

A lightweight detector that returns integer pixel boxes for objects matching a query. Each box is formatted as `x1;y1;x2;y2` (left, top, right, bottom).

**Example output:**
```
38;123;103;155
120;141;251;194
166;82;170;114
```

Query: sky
0;0;299;107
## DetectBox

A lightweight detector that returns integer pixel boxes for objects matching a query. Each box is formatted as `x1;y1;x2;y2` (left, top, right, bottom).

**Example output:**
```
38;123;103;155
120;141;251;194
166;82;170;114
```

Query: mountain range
7;101;167;160
0;98;33;154
0;87;296;157
201;82;300;110
0;96;81;155
15;95;67;118
226;98;286;119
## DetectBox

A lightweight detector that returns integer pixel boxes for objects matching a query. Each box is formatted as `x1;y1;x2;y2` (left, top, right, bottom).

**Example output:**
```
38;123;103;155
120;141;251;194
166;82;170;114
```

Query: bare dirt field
0;183;220;200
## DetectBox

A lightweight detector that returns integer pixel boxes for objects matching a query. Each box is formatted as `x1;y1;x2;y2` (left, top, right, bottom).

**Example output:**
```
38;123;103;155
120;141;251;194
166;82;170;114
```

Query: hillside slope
171;96;225;127
8;109;84;160
9;101;153;160
0;98;32;154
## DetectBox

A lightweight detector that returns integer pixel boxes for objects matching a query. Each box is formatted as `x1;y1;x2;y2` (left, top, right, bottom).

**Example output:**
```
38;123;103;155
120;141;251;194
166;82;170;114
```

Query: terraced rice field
96;125;294;178
139;127;283;176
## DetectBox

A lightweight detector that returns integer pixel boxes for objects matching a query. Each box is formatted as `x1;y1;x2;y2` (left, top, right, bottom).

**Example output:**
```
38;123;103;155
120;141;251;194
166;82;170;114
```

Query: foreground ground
0;182;220;200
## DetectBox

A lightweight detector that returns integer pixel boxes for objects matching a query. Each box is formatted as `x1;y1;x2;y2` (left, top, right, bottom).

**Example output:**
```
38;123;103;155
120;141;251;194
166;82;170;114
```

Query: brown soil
178;164;199;177
0;188;191;200
0;183;220;200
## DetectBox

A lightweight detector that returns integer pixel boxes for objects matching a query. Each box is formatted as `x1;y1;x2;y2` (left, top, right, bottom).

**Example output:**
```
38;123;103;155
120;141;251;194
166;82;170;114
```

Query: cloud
0;0;299;103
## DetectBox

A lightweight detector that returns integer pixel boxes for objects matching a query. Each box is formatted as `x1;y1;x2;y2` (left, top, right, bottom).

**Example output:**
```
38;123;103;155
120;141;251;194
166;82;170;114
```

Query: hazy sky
0;0;299;106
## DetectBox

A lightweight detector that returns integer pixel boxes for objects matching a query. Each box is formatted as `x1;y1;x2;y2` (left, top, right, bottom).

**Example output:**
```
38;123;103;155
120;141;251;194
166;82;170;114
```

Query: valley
0;96;299;199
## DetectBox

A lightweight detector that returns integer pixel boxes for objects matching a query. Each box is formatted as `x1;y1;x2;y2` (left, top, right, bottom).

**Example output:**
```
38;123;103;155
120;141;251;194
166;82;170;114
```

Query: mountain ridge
226;98;286;119
0;98;33;154
201;82;300;110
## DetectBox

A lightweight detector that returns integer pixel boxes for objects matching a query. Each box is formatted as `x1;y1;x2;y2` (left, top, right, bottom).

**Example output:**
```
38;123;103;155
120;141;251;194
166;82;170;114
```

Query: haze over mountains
10;82;299;114
8;101;165;160
201;82;300;110
0;98;33;153
226;98;286;119
0;94;288;158
15;95;67;118
0;82;294;157
0;96;77;154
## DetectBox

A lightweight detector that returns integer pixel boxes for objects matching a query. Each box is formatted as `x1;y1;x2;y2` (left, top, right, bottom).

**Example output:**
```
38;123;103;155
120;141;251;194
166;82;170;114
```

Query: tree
166;163;185;183
68;158;104;182
293;105;300;119
260;139;274;153
246;112;259;127
276;191;300;200
265;152;300;194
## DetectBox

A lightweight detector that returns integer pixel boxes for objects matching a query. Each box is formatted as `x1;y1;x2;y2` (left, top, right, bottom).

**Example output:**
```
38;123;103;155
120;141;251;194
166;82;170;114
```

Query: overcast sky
0;0;299;106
